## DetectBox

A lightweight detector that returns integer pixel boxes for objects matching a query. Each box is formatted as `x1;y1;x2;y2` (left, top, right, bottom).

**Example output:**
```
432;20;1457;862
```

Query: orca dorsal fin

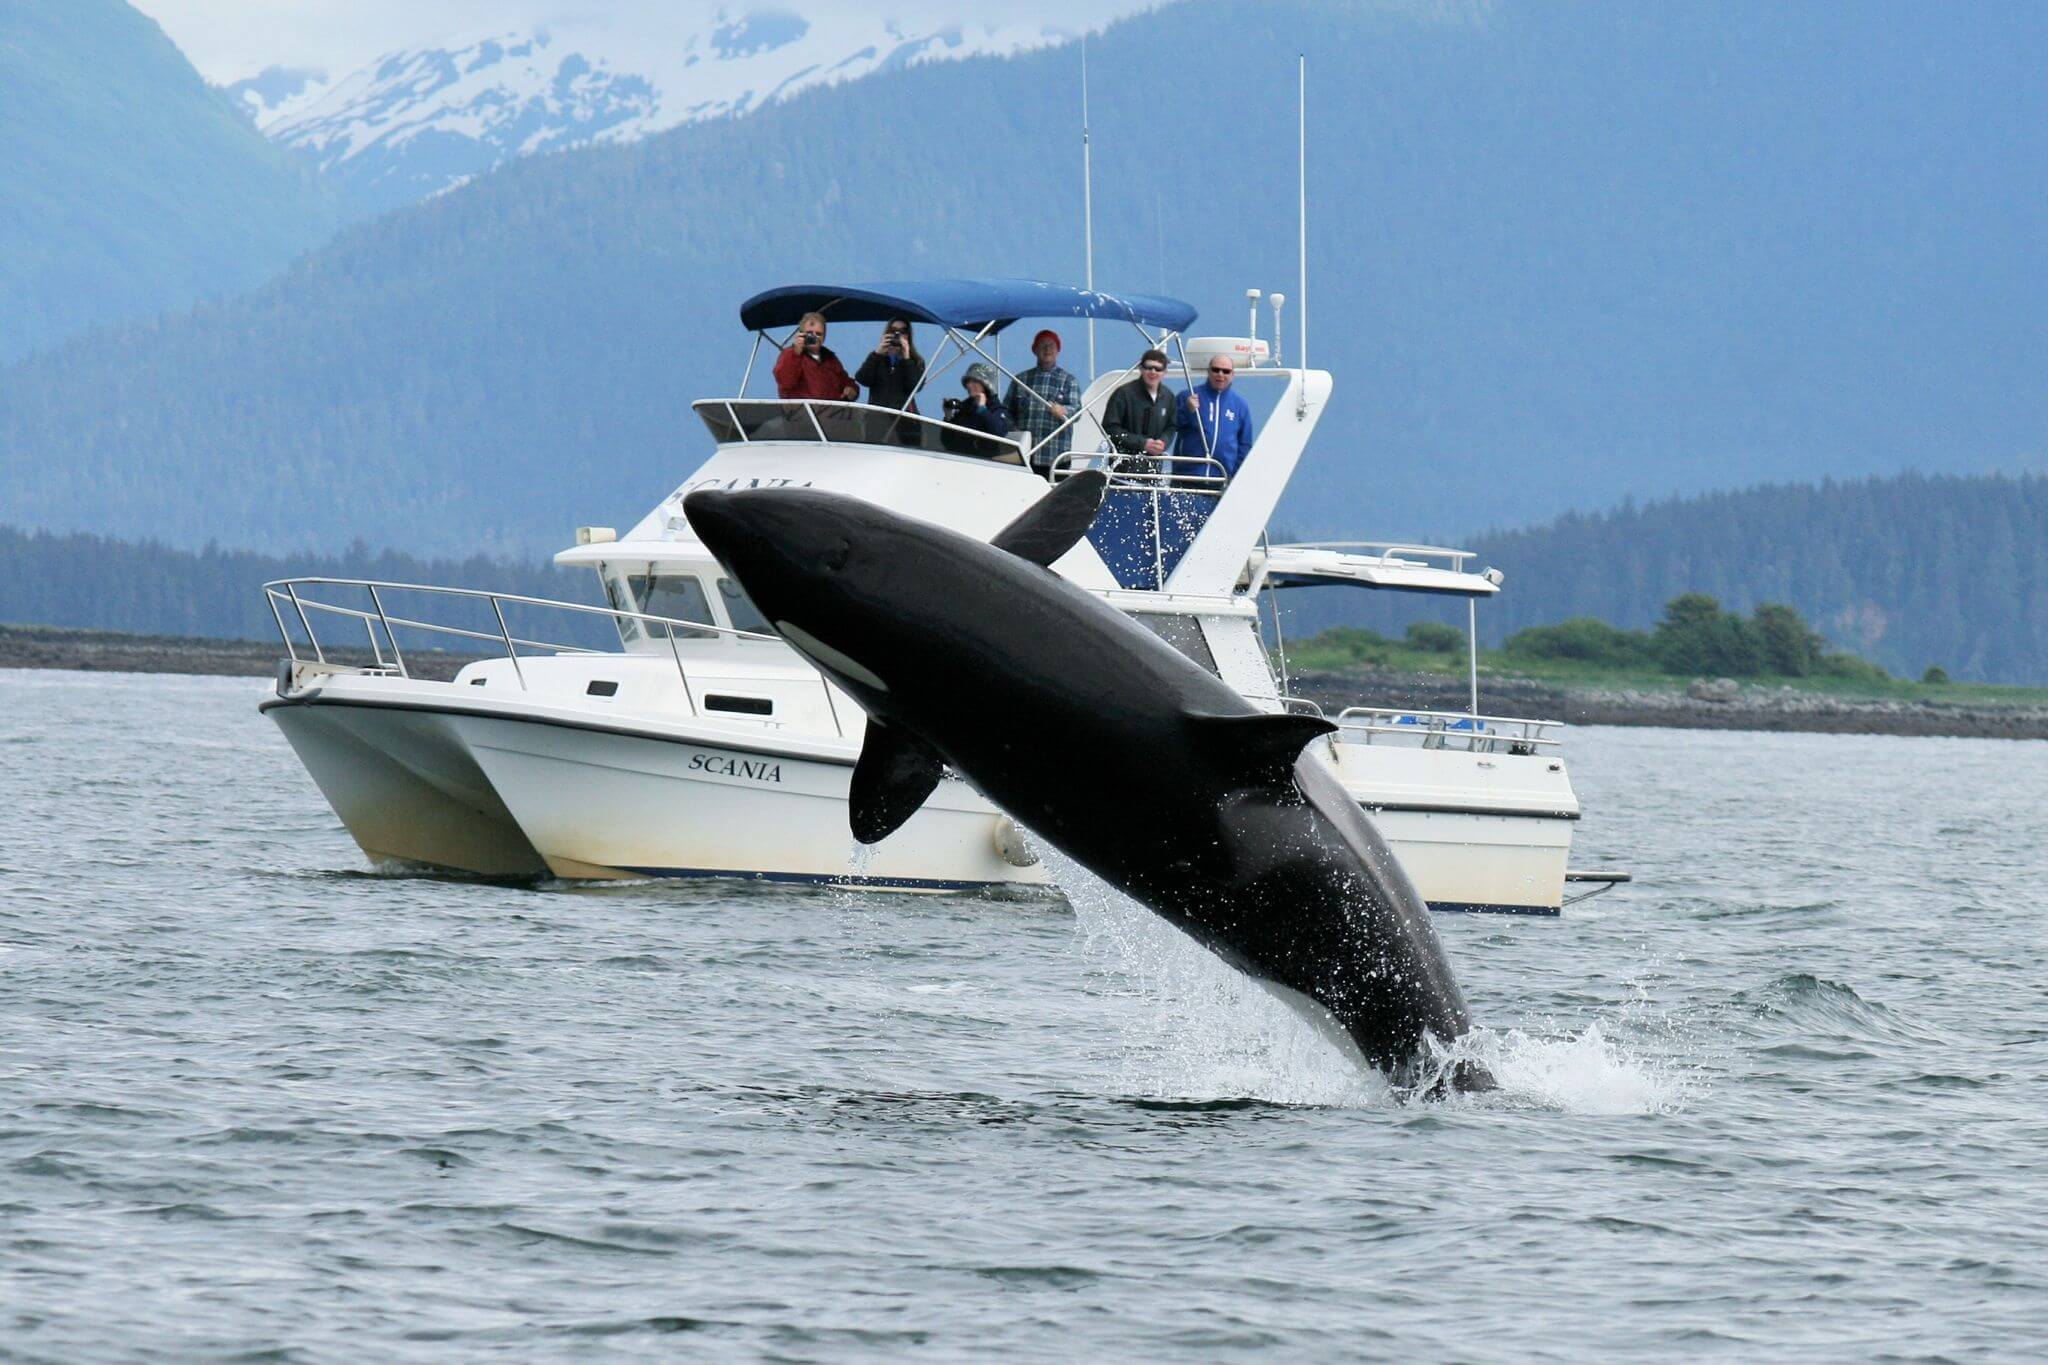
989;470;1108;567
1183;709;1339;788
848;719;946;844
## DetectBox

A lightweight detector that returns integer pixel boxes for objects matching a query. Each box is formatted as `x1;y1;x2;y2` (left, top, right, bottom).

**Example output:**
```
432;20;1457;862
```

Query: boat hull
265;698;548;877
452;711;1037;890
266;684;1576;911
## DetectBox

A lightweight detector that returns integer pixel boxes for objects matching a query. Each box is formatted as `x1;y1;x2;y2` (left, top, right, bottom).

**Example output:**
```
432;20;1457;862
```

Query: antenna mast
1082;37;1097;381
1297;54;1308;378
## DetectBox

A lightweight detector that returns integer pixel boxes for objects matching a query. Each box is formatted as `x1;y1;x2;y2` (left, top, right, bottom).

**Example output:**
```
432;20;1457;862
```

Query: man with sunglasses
1176;353;1256;480
1101;348;1180;471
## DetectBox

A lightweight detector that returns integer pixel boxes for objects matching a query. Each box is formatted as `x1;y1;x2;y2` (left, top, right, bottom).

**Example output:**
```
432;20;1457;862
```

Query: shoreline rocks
1289;669;2048;742
6;625;2045;741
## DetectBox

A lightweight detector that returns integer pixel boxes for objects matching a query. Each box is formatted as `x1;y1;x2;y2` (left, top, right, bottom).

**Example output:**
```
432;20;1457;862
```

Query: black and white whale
684;473;1493;1095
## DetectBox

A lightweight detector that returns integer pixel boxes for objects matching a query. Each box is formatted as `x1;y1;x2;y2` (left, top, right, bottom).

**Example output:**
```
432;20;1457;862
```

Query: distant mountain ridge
0;0;340;363
233;10;1124;214
3;0;2043;558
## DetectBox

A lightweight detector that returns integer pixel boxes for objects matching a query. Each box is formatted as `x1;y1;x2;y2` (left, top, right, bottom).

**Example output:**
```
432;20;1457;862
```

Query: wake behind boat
261;278;1614;913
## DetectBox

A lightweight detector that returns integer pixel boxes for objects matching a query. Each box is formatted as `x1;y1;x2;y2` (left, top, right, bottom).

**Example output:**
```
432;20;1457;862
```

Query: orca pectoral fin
848;720;946;844
1184;710;1338;789
989;470;1107;567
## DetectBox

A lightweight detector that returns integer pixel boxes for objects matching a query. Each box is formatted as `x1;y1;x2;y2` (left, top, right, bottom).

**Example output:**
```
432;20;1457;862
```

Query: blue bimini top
739;279;1198;336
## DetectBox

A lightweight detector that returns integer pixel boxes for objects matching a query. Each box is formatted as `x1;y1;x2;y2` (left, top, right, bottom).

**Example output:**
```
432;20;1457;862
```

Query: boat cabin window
1135;613;1220;676
603;567;715;643
717;577;772;636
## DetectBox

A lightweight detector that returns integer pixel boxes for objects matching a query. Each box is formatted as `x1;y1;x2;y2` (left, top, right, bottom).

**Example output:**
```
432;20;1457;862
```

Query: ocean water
3;667;2045;1359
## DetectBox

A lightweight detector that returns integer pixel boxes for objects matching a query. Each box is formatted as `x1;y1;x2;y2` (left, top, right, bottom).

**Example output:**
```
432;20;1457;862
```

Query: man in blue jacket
1175;354;1255;480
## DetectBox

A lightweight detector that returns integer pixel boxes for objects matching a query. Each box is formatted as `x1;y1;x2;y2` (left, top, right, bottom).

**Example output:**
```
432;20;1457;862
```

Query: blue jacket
1175;383;1256;477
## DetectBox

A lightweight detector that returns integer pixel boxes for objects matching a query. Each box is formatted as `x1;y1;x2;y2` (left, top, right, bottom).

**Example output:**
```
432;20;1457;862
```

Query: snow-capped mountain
233;7;1146;213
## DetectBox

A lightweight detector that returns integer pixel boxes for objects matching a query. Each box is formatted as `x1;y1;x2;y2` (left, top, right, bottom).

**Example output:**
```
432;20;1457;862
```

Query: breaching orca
685;473;1493;1095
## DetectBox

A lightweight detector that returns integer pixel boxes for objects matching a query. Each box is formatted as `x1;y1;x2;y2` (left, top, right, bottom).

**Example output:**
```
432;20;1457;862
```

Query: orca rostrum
684;473;1494;1095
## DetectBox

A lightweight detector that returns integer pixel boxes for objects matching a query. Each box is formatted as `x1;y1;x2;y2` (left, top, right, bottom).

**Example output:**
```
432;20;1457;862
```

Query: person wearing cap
1101;348;1179;470
1002;329;1081;469
1175;352;1256;480
944;362;1012;440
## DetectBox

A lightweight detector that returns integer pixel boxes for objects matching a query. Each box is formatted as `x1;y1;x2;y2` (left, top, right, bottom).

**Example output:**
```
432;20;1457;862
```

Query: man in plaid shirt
1003;329;1083;471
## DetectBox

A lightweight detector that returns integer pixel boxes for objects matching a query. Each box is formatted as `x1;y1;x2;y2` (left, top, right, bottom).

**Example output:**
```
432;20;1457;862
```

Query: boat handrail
263;577;849;734
1333;705;1564;754
691;397;1032;467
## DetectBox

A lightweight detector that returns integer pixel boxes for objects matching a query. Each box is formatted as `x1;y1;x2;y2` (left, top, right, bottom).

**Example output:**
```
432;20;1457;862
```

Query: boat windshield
695;399;1025;464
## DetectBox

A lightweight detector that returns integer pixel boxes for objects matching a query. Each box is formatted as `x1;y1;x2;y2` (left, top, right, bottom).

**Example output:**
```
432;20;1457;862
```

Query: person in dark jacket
1101;348;1178;470
944;363;1012;440
854;318;925;412
773;311;859;401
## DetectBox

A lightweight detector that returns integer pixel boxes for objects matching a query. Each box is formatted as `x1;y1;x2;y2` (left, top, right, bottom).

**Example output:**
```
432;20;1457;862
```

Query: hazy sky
132;1;1137;82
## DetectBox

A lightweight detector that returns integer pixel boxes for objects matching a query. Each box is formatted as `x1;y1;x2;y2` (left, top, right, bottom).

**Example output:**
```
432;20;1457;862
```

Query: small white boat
263;279;1622;913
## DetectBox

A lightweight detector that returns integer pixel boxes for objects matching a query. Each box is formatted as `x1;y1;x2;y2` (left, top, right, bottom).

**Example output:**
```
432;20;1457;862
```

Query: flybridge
715;276;1334;600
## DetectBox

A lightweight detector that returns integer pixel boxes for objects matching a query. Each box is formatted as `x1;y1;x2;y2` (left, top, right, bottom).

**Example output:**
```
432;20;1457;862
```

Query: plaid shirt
1003;363;1082;460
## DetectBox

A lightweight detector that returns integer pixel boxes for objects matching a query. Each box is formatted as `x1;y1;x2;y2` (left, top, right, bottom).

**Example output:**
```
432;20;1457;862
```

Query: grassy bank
1283;632;2048;707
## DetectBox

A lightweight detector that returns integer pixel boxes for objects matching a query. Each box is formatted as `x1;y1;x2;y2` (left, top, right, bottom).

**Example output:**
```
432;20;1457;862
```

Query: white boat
262;279;1623;913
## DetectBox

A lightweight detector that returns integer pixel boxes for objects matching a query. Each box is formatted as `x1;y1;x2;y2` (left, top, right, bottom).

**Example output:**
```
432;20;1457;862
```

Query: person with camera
773;311;859;402
1101;348;1179;472
942;363;1013;443
854;318;925;413
1002;329;1081;470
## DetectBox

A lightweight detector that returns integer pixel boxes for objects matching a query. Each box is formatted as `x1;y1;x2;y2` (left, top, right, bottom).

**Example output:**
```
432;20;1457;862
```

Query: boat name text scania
688;751;784;783
665;477;815;535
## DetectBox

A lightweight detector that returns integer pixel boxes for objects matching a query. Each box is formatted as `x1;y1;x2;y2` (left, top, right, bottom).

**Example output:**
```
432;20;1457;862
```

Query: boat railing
692;398;1030;465
1047;450;1229;495
1333;706;1564;755
263;577;851;735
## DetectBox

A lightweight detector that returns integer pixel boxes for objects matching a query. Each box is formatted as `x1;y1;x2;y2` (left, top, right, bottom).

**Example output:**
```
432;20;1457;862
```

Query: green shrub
1818;652;1891;682
1922;665;1951;684
1404;621;1466;653
1654;593;1765;676
1752;603;1827;677
1501;616;1655;668
1297;626;1395;666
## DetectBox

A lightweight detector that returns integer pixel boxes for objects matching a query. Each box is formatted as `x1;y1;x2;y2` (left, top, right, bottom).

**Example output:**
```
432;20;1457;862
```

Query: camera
942;396;964;417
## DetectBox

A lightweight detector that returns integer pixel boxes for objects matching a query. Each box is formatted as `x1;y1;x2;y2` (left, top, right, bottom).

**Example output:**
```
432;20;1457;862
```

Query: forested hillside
1276;474;2048;685
0;527;596;645
3;0;2041;556
7;473;2042;683
0;0;340;363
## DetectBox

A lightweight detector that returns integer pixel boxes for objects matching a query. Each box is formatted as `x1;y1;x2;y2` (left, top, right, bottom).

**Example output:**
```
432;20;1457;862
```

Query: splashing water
1039;844;1688;1114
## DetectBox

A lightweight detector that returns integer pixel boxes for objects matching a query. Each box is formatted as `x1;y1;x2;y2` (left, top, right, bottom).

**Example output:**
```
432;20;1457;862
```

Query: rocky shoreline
0;625;476;682
5;625;2043;739
1290;670;2048;741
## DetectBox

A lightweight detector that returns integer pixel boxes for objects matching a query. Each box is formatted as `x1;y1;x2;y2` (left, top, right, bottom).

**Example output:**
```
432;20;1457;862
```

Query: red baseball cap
1032;329;1062;351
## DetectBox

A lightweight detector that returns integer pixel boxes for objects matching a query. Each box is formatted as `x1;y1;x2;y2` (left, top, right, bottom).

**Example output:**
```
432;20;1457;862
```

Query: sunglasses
1140;363;1166;373
1208;366;1233;374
